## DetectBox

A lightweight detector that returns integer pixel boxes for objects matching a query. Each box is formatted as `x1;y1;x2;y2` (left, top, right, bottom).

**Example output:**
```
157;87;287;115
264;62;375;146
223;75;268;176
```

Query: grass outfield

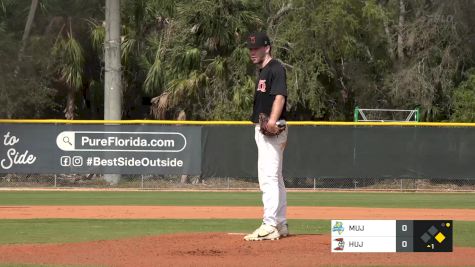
0;219;326;244
0;191;473;209
0;219;473;248
0;191;472;251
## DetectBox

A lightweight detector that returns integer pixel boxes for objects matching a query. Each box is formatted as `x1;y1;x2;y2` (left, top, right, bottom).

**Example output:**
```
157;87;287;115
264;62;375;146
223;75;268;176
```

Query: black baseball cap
246;32;271;49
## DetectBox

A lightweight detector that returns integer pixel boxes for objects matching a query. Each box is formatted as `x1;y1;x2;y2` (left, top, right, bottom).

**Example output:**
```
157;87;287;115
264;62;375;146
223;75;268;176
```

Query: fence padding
1;123;475;179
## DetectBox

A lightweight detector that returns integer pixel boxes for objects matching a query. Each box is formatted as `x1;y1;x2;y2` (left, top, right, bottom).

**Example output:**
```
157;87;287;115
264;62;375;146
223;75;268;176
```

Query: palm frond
53;33;85;90
150;91;170;119
145;33;163;55
207;56;227;80
88;19;105;53
168;71;208;104
175;47;200;72
233;75;254;107
149;0;176;17
231;46;250;65
137;53;152;70
143;46;164;95
121;35;136;65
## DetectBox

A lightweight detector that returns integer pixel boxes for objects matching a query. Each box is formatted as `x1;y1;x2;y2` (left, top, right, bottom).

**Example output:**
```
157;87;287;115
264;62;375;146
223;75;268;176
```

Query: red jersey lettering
257;80;267;92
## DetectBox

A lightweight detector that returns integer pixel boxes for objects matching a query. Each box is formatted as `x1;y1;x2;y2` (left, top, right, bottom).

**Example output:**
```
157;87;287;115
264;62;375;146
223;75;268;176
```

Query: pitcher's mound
0;233;473;266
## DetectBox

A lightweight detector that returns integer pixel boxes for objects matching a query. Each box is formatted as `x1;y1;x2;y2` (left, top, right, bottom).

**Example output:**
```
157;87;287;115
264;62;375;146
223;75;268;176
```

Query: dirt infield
1;205;475;220
0;233;474;266
1;205;474;266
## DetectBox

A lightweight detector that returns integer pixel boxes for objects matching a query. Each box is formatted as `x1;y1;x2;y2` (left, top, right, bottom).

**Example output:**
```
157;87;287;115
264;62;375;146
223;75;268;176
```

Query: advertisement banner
0;124;201;175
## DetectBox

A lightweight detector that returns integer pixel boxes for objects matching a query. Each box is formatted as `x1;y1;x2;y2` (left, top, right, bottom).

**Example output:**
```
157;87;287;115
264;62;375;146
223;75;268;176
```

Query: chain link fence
1;173;474;191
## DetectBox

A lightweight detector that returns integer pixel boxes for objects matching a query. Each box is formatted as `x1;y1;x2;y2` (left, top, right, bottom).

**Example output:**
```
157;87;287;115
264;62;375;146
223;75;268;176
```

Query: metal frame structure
354;107;420;122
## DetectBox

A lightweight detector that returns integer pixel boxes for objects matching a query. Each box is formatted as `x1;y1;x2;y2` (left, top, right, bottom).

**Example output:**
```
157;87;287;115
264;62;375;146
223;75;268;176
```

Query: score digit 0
402;240;408;248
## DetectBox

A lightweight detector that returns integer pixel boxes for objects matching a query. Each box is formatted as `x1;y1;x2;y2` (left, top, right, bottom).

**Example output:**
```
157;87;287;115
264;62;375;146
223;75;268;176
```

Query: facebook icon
60;156;71;167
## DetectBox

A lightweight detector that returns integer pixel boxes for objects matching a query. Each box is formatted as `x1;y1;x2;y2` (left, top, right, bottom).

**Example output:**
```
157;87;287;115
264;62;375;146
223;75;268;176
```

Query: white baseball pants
255;125;288;227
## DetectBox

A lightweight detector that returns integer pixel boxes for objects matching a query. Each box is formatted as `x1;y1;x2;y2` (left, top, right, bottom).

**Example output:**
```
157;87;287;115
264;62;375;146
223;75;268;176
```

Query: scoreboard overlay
331;220;453;253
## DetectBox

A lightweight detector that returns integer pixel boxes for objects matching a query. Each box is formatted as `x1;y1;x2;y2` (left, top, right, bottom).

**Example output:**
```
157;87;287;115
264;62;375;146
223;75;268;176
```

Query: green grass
0;219;473;248
0;191;472;251
0;219;327;244
454;221;475;247
0;191;473;209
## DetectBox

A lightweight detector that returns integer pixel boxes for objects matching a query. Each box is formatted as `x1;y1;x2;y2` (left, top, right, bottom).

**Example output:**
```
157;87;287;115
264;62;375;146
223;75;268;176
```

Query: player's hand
266;119;279;134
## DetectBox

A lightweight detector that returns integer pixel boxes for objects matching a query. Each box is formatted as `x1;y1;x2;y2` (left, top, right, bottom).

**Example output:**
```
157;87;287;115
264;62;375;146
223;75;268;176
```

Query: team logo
334;238;345;251
332;221;345;235
257;80;266;92
250;36;256;44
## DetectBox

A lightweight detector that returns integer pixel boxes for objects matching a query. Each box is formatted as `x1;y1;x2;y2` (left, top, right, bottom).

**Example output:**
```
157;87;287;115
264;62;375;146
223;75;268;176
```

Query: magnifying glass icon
63;136;73;146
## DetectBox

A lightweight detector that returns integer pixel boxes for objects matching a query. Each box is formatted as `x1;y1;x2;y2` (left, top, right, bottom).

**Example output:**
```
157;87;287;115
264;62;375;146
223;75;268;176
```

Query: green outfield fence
1;119;475;192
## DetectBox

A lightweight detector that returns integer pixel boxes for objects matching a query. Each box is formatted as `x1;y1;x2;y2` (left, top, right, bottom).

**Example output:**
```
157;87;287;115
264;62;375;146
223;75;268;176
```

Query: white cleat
244;224;280;241
277;223;289;237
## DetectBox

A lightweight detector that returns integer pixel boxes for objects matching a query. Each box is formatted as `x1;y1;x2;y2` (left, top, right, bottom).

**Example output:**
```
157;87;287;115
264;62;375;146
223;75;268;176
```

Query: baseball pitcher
244;32;289;241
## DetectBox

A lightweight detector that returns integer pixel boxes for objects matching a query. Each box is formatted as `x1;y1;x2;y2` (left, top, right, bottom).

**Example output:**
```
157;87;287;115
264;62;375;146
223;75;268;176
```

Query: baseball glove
258;113;285;136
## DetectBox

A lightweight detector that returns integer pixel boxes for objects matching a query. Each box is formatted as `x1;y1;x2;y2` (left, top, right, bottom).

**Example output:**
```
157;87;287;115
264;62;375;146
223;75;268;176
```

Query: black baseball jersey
251;59;287;123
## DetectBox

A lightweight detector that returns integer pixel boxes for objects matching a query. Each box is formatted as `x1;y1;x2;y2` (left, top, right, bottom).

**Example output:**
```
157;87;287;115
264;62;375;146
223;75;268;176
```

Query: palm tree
52;28;84;120
148;0;262;120
84;0;261;120
42;0;103;119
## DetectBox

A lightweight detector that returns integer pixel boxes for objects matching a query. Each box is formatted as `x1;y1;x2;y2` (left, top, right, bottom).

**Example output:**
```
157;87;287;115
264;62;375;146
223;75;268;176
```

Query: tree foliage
451;70;475;122
1;0;475;121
